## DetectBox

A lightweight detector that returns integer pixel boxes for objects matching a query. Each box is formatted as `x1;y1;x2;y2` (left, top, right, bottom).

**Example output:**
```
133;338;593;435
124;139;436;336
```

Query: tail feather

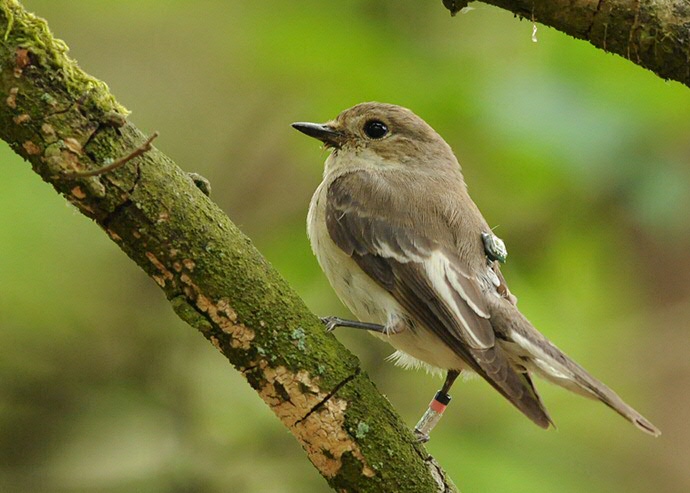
566;359;661;436
468;345;554;430
493;304;661;436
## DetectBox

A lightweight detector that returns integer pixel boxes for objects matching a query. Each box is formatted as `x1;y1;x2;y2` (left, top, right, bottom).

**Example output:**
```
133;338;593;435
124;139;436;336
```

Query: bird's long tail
494;306;661;436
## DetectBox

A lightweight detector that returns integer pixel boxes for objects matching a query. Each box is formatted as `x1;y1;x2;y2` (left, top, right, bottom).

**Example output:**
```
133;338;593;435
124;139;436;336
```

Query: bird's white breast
307;177;466;373
307;179;392;325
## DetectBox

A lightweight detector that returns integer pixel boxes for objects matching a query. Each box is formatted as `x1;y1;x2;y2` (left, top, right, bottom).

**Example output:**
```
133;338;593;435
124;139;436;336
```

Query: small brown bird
293;102;660;440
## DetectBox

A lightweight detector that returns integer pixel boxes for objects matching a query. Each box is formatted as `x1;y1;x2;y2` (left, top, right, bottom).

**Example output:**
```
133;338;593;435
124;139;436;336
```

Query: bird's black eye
363;120;388;139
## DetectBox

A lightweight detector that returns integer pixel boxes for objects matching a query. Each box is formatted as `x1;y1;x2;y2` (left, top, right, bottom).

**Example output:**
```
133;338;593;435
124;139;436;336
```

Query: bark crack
423;454;457;493
100;146;144;228
295;366;361;425
585;0;606;40
101;197;132;229
627;0;642;62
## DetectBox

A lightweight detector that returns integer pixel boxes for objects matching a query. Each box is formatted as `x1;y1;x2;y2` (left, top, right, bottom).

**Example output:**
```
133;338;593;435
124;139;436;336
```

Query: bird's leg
440;370;460;395
320;316;386;333
414;370;460;443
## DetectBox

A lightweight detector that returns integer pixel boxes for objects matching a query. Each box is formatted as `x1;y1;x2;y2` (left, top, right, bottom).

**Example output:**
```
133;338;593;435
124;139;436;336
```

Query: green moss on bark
0;0;126;114
0;1;456;491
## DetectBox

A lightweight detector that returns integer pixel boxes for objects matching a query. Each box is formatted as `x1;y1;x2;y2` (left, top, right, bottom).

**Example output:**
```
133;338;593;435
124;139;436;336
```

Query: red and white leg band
414;391;452;440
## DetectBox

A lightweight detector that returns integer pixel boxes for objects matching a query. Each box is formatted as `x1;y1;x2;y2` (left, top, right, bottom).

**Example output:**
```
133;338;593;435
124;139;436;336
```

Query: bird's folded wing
326;172;551;428
326;173;494;352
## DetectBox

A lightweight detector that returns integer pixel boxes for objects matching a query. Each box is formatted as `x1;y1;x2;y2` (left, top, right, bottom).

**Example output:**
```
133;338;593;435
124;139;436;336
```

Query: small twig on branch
63;131;159;178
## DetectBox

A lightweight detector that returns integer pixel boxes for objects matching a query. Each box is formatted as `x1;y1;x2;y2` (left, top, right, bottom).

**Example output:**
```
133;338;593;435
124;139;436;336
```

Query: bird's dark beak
291;122;344;148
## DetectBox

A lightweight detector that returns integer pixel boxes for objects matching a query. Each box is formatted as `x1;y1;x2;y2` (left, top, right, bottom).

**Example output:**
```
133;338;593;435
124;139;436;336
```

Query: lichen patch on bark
146;251;174;287
12;113;29;124
40;123;56;140
195;293;254;349
6;87;18;109
63;137;82;155
70;185;86;199
106;228;122;242
179;273;255;349
210;335;222;351
22;140;40;155
14;47;30;72
258;363;375;479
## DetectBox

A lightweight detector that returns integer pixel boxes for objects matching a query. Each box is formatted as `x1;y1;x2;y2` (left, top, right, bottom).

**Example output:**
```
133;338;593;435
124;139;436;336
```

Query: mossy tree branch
444;0;690;89
0;1;457;492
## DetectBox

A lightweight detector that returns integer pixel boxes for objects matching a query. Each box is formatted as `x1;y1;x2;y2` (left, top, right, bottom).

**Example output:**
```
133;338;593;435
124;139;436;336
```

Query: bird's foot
413;428;431;443
320;316;341;332
320;316;386;334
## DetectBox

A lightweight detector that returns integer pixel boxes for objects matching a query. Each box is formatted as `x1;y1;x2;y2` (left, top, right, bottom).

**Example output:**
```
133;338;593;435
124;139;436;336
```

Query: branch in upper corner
447;0;690;89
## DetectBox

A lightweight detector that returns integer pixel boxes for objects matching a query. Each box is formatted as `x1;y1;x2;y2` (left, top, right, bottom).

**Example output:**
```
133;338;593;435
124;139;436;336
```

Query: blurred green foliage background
1;1;689;492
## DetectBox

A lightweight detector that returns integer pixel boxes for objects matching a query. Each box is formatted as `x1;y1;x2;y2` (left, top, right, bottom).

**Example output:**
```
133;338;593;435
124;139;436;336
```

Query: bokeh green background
1;1;689;492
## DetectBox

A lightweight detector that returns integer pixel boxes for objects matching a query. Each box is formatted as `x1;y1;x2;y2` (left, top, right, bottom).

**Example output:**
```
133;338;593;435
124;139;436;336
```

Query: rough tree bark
444;0;690;89
0;1;457;492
